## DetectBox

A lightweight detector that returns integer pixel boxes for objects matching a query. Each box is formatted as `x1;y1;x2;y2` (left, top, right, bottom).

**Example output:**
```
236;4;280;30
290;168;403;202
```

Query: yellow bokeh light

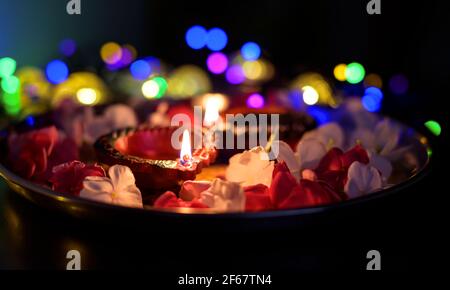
167;65;211;99
243;61;263;80
333;64;347;82
76;88;98;105
364;73;383;88
302;86;319;105
290;72;337;106
142;79;160;99
52;72;108;106
100;42;122;65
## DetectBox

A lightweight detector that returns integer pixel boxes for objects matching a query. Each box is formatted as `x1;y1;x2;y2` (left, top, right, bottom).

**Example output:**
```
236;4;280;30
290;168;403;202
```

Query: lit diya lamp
192;97;219;166
94;126;212;191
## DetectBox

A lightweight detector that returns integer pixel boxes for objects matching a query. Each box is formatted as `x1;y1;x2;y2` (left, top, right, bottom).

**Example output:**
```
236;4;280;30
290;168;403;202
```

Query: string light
186;25;208;49
45;60;69;84
206;52;228;74
389;74;409;95
100;42;122;65
206;28;228;51
424;120;441;136
0;57;17;78
76;88;98;105
345;62;365;84
333;64;347;81
1;76;20;94
225;65;245;84
246;93;265;109
59;39;77;57
302;86;319;105
130;60;152;80
241;42;261;61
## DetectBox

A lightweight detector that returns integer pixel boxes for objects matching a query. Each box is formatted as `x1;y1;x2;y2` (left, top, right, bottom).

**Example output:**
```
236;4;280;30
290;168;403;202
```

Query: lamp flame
180;129;192;165
203;98;220;127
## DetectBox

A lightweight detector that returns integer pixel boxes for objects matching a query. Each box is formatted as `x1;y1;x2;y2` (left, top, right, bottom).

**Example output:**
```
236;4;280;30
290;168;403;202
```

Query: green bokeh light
2;91;21;116
425;120;441;136
0;57;17;78
153;76;168;98
1;75;20;94
345;62;365;84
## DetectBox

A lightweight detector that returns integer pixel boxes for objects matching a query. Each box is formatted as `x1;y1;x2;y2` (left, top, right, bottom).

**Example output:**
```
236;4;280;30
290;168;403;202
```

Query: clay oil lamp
94;126;211;192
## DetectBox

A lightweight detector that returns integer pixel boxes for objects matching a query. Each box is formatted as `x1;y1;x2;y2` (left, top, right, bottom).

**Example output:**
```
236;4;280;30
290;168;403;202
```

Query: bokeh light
142;77;168;99
206;28;228;51
389;74;409;95
302;86;319;105
52;72;108;105
290;73;336;106
142;79;159;99
0;57;17;78
225;65;245;84
424;120;441;136
100;42;122;65
167;65;211;99
345;62;365;84
59;39;77;57
241;42;261;61
45;60;69;84
1;76;20;94
130;60;152;80
76;88;98;105
333;63;347;81
246;93;265;109
362;95;381;112
193;93;230;112
2;91;21;116
361;86;383;112
364;73;383;88
206;52;228;74
186;25;208;50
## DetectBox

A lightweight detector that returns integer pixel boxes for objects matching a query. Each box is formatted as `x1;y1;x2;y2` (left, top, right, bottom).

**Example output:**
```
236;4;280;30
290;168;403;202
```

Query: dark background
0;0;447;272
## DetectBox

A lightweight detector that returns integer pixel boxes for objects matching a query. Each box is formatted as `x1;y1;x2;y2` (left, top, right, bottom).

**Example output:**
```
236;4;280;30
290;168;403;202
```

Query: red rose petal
244;184;273;212
269;162;298;206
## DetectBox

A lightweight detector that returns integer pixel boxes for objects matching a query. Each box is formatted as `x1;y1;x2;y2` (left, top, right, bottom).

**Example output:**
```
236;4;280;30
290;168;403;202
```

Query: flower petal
344;162;383;199
108;165;136;192
80;176;114;204
273;140;300;180
179;180;212;201
296;139;327;171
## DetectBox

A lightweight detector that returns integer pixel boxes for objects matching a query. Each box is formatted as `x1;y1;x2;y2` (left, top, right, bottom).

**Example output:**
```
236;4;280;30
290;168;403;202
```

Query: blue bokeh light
362;86;383;112
45;60;69;84
364;86;383;101
206;28;228;51
59;39;77;57
186;25;208;50
307;106;330;125
130;59;152;80
362;94;382;112
241;42;261;61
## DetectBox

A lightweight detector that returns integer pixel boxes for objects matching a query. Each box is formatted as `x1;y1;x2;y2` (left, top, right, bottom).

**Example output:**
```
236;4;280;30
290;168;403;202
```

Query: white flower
225;146;274;187
367;150;393;183
344;162;383;199
302;122;345;150
80;165;143;208
199;179;245;212
83;104;138;144
274;139;327;182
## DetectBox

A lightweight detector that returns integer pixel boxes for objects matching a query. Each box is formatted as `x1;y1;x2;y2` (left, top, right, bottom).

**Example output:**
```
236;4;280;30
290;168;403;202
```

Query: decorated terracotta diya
94;126;215;191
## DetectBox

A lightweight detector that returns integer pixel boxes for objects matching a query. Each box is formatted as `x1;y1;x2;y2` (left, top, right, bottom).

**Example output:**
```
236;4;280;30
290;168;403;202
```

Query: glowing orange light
180;129;192;165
